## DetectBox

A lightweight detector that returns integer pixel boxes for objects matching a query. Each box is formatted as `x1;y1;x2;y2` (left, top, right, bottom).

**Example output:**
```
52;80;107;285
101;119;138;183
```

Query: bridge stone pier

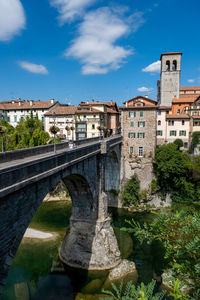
0;136;122;294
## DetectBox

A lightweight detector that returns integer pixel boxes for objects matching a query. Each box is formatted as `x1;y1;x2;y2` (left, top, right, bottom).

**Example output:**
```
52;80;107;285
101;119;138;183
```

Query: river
1;200;164;300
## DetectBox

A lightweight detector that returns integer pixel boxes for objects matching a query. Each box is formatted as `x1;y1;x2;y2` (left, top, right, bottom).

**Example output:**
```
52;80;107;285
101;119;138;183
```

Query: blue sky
0;0;200;106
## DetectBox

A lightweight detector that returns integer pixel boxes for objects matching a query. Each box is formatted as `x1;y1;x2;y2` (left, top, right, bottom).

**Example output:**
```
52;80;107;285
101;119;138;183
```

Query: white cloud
187;79;195;83
142;60;161;73
19;61;49;74
50;0;96;24
65;7;145;75
137;86;153;92
0;0;26;41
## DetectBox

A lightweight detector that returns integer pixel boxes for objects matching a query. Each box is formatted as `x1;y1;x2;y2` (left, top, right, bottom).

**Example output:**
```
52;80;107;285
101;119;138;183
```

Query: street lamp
0;115;5;153
53;112;56;154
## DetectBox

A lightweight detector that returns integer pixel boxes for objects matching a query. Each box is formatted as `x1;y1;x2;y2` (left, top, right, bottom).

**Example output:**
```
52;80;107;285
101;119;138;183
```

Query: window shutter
134;133;135;138
161;130;163;136
143;133;145;138
137;133;139;138
170;131;171;136
143;121;145;127
138;121;139;127
179;131;181;136
134;111;136;117
156;131;158;136
175;131;177;136
184;131;186;136
128;133;130;138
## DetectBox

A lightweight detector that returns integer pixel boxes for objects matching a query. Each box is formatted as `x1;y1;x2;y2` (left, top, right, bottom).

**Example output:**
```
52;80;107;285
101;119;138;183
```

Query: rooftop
160;52;182;59
0;99;58;110
45;105;77;116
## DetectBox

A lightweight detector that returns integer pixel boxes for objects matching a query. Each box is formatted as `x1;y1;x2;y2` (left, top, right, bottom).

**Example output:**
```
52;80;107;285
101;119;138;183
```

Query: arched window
172;60;177;71
158;120;161;126
166;60;170;71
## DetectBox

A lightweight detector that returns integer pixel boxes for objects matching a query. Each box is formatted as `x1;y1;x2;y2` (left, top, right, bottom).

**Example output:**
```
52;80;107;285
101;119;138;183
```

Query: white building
0;98;59;127
44;105;77;141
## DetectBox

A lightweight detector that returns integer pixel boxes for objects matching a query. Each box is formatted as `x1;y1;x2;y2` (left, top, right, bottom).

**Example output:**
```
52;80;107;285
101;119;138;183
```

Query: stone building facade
120;96;157;191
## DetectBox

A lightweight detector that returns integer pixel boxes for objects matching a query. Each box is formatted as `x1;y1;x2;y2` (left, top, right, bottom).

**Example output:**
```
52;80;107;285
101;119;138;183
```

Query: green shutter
161;130;163;136
143;121;145;127
137;133;139;138
184;131;186;136
175;131;177;136
143;133;145;138
128;133;130;138
130;121;134;127
170;131;172;136
179;130;181;136
134;111;136;117
156;131;158;136
138;121;139;127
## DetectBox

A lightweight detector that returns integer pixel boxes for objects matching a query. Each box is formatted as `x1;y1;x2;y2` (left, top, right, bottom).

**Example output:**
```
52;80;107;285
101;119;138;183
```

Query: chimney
51;98;54;104
19;101;21;106
30;100;33;106
12;101;15;104
125;102;128;107
145;95;149;98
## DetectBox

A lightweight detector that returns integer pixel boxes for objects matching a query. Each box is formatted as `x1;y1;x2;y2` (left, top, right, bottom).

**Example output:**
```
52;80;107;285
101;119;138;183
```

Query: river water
1;200;162;300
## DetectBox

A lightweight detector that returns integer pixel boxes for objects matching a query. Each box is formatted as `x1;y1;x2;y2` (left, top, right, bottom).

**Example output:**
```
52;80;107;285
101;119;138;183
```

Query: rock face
59;218;121;270
108;259;137;280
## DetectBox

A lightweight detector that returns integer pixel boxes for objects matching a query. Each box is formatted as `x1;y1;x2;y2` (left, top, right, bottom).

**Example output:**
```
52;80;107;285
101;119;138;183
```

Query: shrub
173;138;183;150
121;175;140;206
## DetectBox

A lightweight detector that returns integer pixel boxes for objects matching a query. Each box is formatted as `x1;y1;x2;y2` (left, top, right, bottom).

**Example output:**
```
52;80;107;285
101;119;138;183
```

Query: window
92;124;95;129
42;116;44;121
168;120;174;126
177;109;180;114
7;116;10;122
184;142;188;149
194;121;200;126
138;147;143;157
130;147;134;154
179;130;186;136
158;120;161;126
182;120;185;125
139;111;143;117
172;60;177;71
130;121;134;127
166;60;170;71
83;115;86;121
21;110;23;113
14;115;17;122
138;132;145;138
156;130;163;136
93;115;96;118
92;133;95;137
20;116;23;121
158;111;161;115
170;130;176;136
138;121;145;127
128;132;135;138
129;111;136;118
14;110;16;113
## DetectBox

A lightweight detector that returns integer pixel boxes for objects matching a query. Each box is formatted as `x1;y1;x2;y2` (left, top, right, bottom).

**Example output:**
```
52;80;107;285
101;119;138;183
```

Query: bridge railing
0;137;101;164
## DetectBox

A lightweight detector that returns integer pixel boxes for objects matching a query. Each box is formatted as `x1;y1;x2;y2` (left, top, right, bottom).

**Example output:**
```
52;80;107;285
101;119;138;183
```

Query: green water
1;201;161;300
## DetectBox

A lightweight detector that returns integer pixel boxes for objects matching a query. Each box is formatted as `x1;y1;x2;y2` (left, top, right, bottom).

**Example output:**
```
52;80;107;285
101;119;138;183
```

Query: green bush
121;176;140;207
173;138;183;150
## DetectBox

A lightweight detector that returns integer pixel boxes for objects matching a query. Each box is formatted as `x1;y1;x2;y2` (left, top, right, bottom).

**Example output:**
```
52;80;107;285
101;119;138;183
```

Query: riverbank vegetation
121;207;200;299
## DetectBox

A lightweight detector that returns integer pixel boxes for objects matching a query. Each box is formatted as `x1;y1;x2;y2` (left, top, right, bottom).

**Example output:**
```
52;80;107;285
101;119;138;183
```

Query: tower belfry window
172;60;177;71
166;60;170;71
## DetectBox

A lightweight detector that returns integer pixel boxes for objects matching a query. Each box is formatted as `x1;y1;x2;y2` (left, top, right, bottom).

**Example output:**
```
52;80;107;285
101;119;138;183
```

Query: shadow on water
2;201;169;300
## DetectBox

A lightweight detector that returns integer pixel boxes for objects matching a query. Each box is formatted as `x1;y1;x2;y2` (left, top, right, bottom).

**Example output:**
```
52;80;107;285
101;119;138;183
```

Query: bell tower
159;52;182;107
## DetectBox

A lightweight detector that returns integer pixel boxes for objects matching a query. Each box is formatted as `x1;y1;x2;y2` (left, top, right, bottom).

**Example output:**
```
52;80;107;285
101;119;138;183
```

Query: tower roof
160;52;182;60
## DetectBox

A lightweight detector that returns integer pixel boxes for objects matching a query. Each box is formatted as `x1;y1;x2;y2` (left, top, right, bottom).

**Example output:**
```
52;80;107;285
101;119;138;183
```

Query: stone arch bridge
0;136;122;293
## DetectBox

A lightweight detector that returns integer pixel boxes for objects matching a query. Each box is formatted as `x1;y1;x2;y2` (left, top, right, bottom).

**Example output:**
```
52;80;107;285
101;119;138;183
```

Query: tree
191;131;200;151
121;175;140;206
173;139;183;150
153;143;194;202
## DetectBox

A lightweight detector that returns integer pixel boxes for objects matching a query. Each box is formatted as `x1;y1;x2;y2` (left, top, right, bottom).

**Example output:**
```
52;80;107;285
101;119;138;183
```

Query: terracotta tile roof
123;95;157;104
180;86;200;91
192;116;200;119
107;108;119;114
79;101;116;107
76;107;103;114
45;105;77;116
160;52;182;59
158;106;171;110
166;114;190;119
172;95;199;103
0;99;58;110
